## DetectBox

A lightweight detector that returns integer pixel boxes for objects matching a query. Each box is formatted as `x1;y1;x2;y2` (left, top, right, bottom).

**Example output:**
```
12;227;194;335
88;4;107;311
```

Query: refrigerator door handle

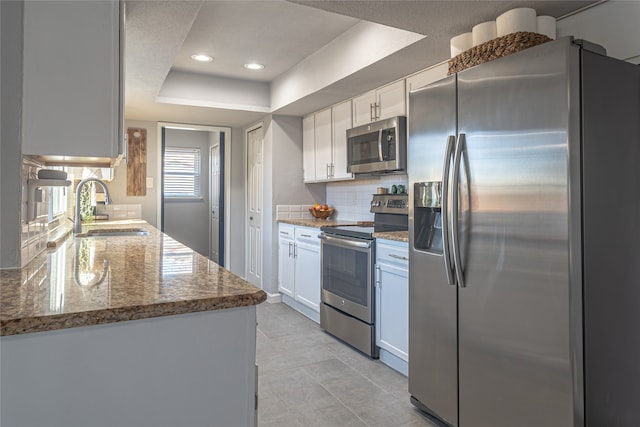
441;135;456;286
452;133;466;288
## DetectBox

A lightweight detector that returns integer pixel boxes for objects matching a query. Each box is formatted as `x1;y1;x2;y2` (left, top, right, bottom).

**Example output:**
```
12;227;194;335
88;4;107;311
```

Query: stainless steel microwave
347;116;406;174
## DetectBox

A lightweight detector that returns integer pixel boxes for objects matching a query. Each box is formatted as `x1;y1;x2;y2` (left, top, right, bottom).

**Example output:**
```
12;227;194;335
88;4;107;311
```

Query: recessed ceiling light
244;63;264;70
191;54;213;62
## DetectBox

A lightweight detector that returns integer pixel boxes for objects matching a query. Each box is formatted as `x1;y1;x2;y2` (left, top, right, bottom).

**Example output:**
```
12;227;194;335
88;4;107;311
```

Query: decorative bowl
309;208;334;219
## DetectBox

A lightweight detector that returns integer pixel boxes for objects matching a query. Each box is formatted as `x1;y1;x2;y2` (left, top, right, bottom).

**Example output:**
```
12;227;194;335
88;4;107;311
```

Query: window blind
164;147;201;197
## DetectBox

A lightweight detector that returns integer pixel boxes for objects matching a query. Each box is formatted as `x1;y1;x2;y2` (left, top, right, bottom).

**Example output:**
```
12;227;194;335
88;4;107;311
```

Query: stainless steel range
319;193;408;357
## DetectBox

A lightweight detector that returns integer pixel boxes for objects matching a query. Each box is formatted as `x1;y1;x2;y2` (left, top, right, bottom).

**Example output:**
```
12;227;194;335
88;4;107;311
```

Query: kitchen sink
77;228;150;237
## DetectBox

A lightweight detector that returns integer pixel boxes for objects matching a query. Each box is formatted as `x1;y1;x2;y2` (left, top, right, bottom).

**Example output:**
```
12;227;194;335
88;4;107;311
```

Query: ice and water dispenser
414;181;443;253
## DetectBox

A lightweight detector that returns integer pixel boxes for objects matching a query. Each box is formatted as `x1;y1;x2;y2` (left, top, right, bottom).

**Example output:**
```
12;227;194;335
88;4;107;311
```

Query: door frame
244;121;263;288
157;122;231;269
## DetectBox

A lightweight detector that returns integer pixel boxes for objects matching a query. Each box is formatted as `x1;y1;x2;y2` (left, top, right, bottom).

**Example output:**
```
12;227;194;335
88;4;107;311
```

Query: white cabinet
375;239;409;375
405;62;449;94
293;228;321;312
303;100;353;183
314;108;332;181
331;100;353;180
22;0;124;163
302;115;316;182
352;80;406;127
278;224;321;320
278;225;295;298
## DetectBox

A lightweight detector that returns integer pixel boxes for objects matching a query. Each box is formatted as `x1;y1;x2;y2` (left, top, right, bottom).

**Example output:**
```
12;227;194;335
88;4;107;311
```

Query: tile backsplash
20;157;72;267
276;205;315;220
326;175;408;221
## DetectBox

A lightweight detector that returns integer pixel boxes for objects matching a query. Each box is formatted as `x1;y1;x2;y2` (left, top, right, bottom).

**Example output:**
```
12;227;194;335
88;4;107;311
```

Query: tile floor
256;302;438;427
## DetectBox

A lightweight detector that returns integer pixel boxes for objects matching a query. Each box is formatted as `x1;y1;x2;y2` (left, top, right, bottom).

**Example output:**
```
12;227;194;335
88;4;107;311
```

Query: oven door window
322;242;370;307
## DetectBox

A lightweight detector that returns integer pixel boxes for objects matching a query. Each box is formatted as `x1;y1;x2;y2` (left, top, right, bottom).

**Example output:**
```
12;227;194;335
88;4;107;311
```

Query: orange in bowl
309;207;334;219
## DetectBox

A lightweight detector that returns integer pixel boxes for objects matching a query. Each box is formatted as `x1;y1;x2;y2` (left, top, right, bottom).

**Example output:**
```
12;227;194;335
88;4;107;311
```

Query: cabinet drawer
279;225;295;240
376;241;409;269
295;227;319;245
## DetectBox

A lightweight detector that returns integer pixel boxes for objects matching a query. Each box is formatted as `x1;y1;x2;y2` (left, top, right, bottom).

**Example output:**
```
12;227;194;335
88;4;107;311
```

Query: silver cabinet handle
288;241;292;258
300;234;312;238
388;253;408;261
370;103;375;121
452;133;466;288
326;163;330;178
375;264;381;288
441;135;456;286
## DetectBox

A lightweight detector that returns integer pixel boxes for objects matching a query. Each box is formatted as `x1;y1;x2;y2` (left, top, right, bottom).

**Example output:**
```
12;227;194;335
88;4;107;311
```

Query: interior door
456;40;573;427
210;143;220;263
246;126;263;288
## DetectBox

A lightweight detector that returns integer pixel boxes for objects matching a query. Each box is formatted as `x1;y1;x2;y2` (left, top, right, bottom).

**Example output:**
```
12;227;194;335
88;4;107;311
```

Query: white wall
256;115;326;294
107;119;159;227
228;126;246;277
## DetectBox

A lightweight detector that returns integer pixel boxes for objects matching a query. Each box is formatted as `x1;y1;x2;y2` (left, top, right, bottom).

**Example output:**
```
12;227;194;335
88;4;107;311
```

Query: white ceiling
124;0;596;128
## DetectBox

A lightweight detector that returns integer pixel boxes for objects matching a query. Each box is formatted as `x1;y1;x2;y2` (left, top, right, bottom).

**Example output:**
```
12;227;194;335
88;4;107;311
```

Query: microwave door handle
378;130;384;162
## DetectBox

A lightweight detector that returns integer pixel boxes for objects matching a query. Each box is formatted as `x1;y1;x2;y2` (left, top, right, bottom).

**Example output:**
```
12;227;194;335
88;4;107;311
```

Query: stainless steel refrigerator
408;37;640;427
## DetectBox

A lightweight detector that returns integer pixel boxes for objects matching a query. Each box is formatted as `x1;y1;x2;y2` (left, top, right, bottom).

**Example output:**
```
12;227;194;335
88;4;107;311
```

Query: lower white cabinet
278;225;295;298
375;239;409;375
294;228;321;312
278;224;321;321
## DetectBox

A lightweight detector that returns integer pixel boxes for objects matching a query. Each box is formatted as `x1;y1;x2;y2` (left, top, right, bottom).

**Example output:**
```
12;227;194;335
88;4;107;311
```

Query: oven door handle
319;233;372;249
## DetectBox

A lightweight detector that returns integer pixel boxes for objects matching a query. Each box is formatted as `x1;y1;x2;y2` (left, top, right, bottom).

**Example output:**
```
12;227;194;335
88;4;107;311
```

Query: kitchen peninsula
0;220;266;427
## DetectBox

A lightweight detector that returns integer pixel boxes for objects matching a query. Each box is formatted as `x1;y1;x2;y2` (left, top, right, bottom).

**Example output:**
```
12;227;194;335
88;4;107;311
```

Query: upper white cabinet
303;100;353;183
22;0;124;163
314;108;332;181
302;114;316;182
405;62;449;94
331;100;353;180
352;80;406;127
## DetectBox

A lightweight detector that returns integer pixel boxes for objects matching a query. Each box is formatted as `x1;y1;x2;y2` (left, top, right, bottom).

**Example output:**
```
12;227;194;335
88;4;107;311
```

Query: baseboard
281;295;320;324
379;348;408;377
265;292;282;303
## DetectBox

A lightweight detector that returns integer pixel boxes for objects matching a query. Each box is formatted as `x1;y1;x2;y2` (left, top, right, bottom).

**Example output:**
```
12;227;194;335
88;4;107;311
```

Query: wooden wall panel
127;128;147;196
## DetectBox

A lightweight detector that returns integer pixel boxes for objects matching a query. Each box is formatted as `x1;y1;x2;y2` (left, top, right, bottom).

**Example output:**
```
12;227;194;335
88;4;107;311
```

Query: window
164;147;201;198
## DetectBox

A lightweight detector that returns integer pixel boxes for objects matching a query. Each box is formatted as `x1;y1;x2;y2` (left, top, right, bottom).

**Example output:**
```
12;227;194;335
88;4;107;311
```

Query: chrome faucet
74;178;112;233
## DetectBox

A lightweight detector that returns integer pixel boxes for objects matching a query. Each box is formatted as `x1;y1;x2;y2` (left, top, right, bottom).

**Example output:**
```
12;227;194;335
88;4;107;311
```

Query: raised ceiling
124;0;597;127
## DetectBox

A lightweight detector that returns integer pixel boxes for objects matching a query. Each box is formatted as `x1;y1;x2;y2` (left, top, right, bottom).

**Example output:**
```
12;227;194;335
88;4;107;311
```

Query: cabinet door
352;90;376;126
331;100;353;181
377;80;406;120
22;0;121;158
302;115;316;182
406;63;448;94
376;262;409;361
314;108;332;181
278;237;295;298
294;233;320;313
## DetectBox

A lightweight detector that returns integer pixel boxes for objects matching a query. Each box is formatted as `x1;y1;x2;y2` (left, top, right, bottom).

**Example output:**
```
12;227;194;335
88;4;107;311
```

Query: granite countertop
373;230;409;243
277;218;358;229
0;220;266;336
